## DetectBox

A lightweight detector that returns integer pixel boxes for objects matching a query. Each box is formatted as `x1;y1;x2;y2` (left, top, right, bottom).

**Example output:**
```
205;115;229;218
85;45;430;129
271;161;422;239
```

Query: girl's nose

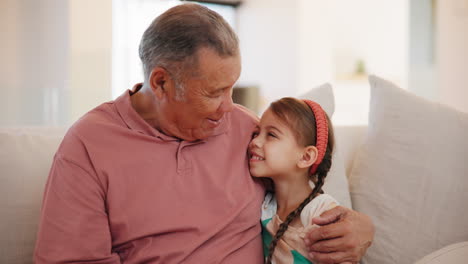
249;135;261;149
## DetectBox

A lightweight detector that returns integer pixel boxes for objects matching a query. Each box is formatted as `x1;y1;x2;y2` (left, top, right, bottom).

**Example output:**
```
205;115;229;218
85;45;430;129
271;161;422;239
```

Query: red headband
303;100;329;175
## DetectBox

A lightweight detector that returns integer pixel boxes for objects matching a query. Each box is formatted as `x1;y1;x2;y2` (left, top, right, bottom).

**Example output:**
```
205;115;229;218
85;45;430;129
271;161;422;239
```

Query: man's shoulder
218;104;258;141
230;104;259;124
70;101;121;135
59;101;122;152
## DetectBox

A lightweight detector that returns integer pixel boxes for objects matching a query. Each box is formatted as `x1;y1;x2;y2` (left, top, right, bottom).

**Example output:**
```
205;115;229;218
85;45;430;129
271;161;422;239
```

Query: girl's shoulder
261;192;277;221
300;194;339;228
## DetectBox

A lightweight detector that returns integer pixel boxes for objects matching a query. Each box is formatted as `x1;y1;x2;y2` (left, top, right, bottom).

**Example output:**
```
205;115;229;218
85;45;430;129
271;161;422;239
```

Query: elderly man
35;3;373;264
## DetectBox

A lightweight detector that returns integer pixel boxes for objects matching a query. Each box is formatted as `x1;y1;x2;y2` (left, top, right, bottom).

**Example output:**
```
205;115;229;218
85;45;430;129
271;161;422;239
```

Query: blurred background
1;0;467;127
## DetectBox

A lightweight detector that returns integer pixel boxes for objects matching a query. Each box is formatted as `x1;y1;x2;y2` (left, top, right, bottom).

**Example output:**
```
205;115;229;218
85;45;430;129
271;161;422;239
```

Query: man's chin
206;117;223;128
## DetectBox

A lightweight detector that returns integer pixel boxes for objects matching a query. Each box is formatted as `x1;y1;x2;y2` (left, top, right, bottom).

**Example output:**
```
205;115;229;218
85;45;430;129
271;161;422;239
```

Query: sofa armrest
414;242;468;264
0;127;67;263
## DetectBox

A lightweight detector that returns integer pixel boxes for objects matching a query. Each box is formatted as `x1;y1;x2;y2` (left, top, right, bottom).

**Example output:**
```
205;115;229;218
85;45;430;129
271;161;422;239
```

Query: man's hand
304;206;374;264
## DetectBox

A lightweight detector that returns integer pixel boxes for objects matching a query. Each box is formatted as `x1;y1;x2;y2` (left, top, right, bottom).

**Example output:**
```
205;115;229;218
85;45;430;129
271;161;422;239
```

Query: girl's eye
268;132;276;138
251;132;259;139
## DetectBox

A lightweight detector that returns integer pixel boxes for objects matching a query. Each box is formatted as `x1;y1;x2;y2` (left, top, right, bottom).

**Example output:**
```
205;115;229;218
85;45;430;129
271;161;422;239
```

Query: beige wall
0;0;112;127
436;0;468;113
69;0;112;122
0;0;21;125
0;0;70;126
238;0;408;115
237;0;300;112
1;0;466;126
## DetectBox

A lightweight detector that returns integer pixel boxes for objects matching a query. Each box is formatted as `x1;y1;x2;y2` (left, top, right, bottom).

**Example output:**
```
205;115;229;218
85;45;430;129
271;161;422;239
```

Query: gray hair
138;3;239;100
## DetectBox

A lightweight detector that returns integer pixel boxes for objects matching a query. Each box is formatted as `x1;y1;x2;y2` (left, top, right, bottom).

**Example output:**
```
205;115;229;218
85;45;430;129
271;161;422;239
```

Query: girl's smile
249;151;265;162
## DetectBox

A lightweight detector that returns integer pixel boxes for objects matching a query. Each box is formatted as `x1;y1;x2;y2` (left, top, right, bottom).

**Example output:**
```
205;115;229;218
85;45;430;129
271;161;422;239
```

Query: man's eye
209;94;222;98
210;88;228;98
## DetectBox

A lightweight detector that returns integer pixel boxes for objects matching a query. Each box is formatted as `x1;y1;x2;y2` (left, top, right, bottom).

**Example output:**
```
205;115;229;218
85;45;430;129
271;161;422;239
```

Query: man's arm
34;155;121;264
304;206;374;264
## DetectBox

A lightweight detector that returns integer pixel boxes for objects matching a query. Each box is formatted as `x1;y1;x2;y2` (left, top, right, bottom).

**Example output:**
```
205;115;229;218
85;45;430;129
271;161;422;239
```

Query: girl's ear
297;146;318;169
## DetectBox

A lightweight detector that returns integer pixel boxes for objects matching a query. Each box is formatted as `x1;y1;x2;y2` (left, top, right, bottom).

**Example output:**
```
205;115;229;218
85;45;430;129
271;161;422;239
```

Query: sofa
1;75;467;263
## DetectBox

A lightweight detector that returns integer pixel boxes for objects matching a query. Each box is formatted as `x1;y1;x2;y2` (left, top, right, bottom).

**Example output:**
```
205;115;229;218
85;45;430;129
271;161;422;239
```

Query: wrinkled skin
304;206;375;264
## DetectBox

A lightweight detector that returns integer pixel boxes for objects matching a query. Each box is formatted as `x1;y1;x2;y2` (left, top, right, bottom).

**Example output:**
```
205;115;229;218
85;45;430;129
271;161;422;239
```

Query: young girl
249;97;337;264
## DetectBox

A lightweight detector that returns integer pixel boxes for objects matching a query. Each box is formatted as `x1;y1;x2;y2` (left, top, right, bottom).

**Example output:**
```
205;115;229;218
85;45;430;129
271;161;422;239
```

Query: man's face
159;48;241;141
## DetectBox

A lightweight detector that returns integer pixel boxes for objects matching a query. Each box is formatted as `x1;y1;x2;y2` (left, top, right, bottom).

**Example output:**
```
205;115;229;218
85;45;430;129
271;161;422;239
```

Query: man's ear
297;146;318;169
149;67;169;99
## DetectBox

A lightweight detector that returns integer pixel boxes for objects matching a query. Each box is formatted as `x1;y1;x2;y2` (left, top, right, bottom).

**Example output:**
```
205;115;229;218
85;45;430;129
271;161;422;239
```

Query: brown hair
265;97;335;264
138;3;239;98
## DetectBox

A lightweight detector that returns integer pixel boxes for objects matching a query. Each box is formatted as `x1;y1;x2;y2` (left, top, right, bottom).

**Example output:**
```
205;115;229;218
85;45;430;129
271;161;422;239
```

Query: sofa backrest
334;125;367;177
0;125;366;263
0;127;66;264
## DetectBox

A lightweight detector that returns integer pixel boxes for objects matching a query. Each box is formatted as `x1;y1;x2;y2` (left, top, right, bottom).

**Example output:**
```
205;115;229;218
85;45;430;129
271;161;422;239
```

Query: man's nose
219;91;234;113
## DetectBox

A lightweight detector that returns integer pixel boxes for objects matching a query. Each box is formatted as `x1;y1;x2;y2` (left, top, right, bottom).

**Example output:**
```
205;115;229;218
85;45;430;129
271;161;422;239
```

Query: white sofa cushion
349;75;468;264
298;82;335;117
299;83;352;208
0;127;66;264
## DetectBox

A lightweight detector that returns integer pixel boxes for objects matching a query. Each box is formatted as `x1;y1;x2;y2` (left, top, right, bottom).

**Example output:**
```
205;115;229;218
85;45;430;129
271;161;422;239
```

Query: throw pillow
299;83;352;208
349;75;468;264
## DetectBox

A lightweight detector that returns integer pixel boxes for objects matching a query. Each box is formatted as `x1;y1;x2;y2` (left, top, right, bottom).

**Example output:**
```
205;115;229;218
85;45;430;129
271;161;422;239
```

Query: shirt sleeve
300;194;339;228
34;155;121;264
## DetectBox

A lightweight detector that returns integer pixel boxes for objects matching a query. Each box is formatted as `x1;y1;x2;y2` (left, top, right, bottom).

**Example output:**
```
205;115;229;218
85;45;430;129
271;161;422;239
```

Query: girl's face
248;108;305;179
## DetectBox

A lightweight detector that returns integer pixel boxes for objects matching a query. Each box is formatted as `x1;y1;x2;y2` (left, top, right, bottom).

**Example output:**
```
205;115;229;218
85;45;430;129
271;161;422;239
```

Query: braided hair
265;98;335;264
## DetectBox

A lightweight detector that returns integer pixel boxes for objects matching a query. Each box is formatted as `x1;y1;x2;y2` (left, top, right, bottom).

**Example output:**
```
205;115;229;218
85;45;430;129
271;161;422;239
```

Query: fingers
307;236;351;253
312;205;349;226
305;220;351;246
309;251;359;264
305;208;375;264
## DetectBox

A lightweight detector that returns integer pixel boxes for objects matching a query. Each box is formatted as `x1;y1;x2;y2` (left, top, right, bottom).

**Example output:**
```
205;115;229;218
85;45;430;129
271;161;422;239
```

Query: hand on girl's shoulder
300;194;338;228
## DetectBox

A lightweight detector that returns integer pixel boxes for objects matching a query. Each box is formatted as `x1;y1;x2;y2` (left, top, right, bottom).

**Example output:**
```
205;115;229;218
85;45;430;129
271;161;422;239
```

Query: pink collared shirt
34;89;265;263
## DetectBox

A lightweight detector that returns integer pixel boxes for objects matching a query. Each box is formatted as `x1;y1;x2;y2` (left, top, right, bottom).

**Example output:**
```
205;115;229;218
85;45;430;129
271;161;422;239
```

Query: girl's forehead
259;108;277;124
259;109;289;130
